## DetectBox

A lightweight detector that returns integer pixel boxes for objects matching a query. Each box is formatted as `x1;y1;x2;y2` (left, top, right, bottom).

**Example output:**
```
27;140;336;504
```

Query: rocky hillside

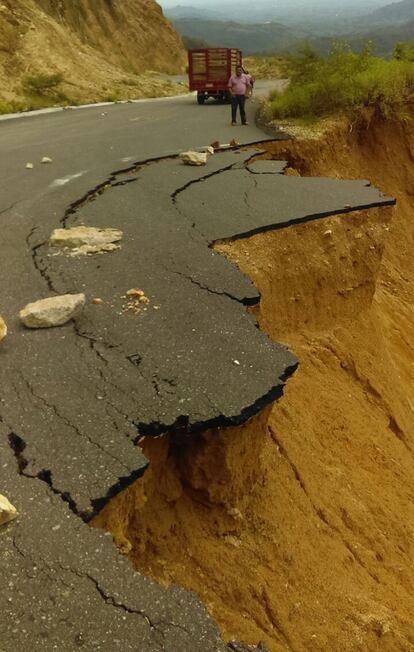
0;0;186;108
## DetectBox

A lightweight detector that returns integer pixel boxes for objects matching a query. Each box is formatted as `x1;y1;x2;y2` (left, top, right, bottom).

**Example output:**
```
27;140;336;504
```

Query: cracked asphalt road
0;87;394;650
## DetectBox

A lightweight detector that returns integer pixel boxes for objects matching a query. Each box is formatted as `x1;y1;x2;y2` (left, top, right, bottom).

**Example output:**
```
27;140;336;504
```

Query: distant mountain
163;1;387;27
170;18;308;54
348;18;414;54
165;5;228;20
307;17;414;57
368;0;414;24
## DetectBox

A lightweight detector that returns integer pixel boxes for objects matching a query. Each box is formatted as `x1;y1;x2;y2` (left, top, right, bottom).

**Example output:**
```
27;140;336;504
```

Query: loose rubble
20;293;86;328
0;495;17;526
0;315;7;341
49;226;123;256
179;150;207;166
122;288;150;315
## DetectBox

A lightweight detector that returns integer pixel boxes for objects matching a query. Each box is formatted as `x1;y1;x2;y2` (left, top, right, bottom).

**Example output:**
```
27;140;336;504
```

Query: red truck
188;48;242;105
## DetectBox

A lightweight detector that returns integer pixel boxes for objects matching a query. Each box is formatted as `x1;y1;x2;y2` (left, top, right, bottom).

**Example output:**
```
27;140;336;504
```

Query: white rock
26;163;34;169
41;156;53;164
0;315;6;342
179;151;207;166
68;243;120;256
0;495;17;526
49;226;123;254
20;294;86;328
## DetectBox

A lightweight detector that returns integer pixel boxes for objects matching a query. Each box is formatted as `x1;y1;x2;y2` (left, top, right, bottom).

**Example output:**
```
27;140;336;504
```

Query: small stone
210;140;220;150
0;495;17;526
92;298;103;305
41;157;52;164
323;229;333;237
20;294;86;328
233;359;240;365
26;163;34;169
284;167;300;177
139;296;150;305
198;145;215;155
126;288;145;298
0;315;7;342
227;507;243;521
179;151;207;166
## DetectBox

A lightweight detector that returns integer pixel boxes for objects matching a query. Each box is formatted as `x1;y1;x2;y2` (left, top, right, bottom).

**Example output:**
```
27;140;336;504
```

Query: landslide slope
93;109;414;650
0;0;186;105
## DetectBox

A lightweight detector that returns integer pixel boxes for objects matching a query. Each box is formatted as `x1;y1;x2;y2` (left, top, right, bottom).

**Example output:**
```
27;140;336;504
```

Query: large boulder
0;495;17;526
179;151;208;166
20;294;86;328
0;315;7;342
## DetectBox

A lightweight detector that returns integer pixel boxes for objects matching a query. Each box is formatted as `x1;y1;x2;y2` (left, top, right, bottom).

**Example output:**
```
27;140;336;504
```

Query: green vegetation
0;99;25;115
22;73;64;96
268;43;414;120
393;41;414;62
0;73;75;115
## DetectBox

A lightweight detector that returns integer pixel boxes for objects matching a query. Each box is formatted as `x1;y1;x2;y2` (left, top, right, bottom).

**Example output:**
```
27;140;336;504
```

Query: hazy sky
159;0;384;7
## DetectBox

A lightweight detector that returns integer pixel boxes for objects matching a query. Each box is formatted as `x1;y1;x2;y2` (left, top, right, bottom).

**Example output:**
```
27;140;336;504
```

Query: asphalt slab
0;89;395;651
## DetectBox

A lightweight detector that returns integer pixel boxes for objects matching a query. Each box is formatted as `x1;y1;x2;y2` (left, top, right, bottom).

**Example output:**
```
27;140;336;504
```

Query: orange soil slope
93;109;414;651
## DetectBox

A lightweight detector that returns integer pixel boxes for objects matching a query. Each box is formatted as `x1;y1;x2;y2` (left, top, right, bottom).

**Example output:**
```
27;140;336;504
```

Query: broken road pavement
0;94;395;650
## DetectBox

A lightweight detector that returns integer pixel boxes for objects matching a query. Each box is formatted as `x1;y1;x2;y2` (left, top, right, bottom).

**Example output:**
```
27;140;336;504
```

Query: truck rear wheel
197;93;206;105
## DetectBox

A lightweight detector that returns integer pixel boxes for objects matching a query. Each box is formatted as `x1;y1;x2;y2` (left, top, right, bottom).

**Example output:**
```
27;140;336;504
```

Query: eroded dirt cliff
0;0;185;106
92;108;414;651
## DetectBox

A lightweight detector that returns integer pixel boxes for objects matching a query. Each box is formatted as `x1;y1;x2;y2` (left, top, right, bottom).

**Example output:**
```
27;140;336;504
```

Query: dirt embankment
93;109;414;651
0;0;186;107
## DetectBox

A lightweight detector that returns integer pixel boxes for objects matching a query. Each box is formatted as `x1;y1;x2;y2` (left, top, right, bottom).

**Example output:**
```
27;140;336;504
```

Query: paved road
0;85;290;652
0;84;394;651
0;80;284;208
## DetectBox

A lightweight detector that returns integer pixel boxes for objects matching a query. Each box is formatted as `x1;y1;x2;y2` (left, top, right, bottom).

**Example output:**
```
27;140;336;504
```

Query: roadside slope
0;0;186;106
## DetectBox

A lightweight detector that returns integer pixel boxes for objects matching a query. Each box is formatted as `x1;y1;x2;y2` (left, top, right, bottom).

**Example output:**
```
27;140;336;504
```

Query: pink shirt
228;73;251;95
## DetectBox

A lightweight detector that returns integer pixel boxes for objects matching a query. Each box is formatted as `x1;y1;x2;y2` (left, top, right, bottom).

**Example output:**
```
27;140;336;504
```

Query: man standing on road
228;65;251;126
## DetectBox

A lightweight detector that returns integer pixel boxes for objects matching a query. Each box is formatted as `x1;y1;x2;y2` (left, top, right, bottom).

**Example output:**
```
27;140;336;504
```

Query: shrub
0;99;25;114
22;73;64;96
268;42;414;120
393;42;414;62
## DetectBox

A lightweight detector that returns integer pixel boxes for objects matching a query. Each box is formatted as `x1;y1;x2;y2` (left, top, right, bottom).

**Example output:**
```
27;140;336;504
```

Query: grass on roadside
268;42;414;121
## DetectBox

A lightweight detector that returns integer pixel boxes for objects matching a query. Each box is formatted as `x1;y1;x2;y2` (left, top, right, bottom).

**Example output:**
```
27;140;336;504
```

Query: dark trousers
231;94;247;123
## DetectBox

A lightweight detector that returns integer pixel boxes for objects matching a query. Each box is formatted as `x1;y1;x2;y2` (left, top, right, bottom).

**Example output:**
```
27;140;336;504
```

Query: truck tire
197;93;206;105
